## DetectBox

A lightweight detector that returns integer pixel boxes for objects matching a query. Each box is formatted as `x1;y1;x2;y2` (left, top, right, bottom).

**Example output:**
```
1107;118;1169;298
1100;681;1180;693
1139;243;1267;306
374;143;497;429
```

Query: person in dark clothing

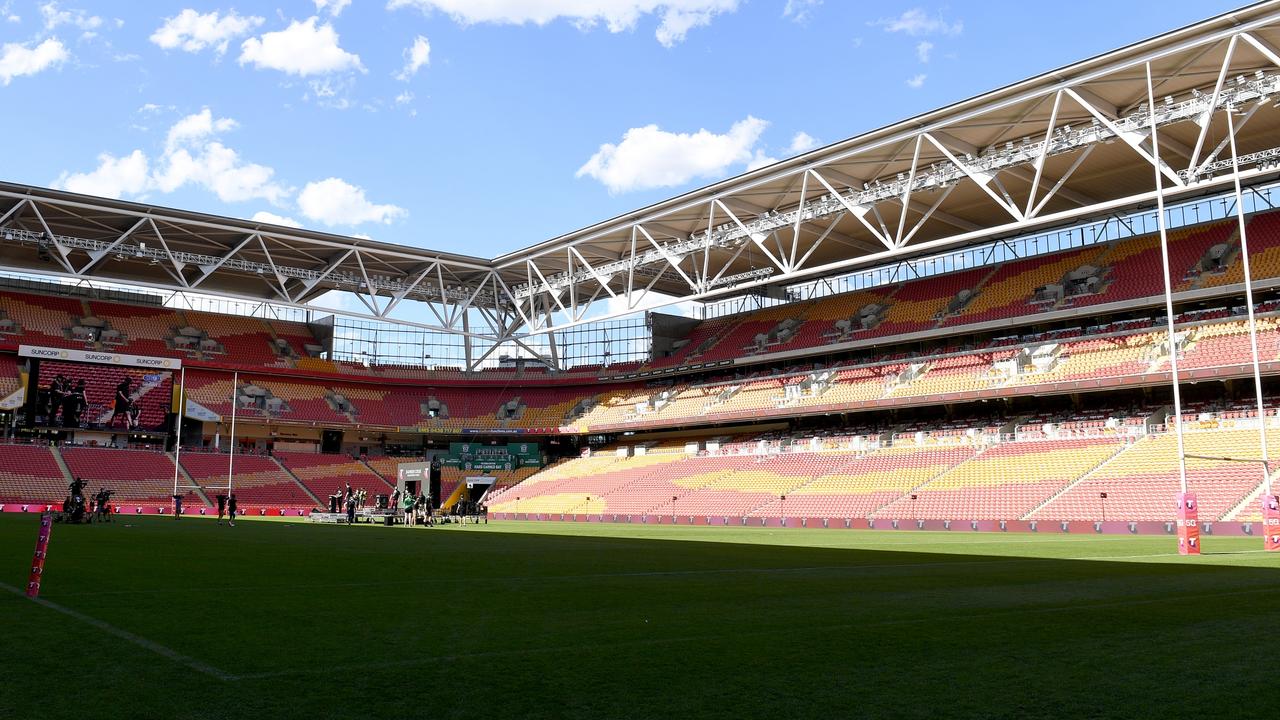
95;489;113;522
62;380;87;428
345;495;357;525
68;477;87;521
47;375;68;424
172;494;183;519
227;493;238;527
111;377;136;429
216;494;227;524
69;495;86;523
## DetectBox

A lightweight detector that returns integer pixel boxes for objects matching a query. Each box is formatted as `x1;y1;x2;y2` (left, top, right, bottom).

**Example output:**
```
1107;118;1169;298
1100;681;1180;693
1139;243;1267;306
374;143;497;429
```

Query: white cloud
906;73;926;89
251;211;303;228
54;109;290;206
153;142;289;204
40;2;100;31
150;9;264;55
576;116;769;194
746;149;777;172
314;0;352;16
297;178;406;226
239;17;364;76
395;90;414;105
0;37;68;85
164;108;237;151
653;3;730;46
782;0;820;24
306;76;356;109
874;8;962;36
395;35;429;80
1;1;19;23
55;111;400;223
55;150;149;198
388;0;740;47
788;131;818;154
915;40;932;63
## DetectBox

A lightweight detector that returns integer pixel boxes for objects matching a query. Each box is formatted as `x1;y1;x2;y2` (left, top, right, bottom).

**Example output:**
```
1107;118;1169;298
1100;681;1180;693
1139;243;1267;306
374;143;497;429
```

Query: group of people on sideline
168;491;237;524
333;483;431;526
57;477;111;523
392;486;432;527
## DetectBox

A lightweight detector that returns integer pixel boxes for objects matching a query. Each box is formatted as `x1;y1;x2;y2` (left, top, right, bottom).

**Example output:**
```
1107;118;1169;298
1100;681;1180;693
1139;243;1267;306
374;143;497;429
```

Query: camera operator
95;488;113;522
64;477;88;523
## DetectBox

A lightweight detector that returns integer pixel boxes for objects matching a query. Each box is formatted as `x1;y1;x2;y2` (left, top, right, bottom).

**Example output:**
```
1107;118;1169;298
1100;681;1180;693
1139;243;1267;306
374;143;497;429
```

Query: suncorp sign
18;345;182;370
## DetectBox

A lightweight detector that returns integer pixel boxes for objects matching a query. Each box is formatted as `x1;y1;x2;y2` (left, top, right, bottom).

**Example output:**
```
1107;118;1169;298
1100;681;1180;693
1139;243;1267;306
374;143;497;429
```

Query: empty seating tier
273;451;392;501
0;444;68;504
1032;429;1275;521
61;447;203;507
874;437;1124;520
179;452;316;508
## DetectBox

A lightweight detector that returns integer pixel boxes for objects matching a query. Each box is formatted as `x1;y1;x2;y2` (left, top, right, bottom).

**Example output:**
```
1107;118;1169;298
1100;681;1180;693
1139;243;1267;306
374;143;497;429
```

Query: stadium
4;2;1280;718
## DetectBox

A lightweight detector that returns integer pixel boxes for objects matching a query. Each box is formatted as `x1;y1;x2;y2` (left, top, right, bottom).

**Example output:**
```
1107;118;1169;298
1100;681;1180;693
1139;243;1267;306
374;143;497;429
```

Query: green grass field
3;513;1279;719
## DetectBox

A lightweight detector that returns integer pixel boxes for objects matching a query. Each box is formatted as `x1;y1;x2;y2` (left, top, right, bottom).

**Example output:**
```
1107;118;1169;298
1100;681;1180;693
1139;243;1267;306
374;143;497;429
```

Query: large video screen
29;360;175;432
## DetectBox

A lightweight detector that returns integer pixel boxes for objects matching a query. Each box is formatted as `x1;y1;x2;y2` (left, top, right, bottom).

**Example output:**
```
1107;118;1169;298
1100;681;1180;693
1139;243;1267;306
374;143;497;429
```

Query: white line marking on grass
0;581;237;681
1069;549;1276;561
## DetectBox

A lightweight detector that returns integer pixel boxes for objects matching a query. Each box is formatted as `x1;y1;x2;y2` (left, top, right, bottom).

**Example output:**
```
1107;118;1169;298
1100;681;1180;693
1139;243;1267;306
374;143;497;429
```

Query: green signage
443;442;542;471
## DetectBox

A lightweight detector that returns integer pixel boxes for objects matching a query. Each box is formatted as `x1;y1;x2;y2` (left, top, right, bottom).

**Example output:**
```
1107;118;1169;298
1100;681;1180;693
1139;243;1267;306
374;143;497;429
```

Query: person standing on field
403;490;416;526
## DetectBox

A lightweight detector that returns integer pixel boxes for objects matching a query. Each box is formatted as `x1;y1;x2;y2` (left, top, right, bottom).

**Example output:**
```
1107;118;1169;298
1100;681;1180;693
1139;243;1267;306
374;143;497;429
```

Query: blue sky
0;0;1245;260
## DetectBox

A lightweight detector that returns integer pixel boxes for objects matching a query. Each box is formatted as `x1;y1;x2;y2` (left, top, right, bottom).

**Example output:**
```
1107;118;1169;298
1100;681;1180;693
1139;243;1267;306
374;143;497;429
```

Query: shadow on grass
1;515;1278;720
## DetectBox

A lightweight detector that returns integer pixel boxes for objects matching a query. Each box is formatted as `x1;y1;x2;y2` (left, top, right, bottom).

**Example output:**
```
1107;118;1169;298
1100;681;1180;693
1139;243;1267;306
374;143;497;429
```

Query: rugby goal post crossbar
1184;454;1280;554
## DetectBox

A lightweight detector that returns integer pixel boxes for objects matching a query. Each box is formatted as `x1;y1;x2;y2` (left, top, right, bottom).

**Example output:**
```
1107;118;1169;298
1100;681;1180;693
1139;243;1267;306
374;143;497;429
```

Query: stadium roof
4;0;1280;342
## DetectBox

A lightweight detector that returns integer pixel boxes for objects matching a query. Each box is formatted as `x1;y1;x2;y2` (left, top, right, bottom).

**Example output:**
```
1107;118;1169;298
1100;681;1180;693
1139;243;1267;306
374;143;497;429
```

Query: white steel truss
497;15;1280;337
4;2;1280;367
